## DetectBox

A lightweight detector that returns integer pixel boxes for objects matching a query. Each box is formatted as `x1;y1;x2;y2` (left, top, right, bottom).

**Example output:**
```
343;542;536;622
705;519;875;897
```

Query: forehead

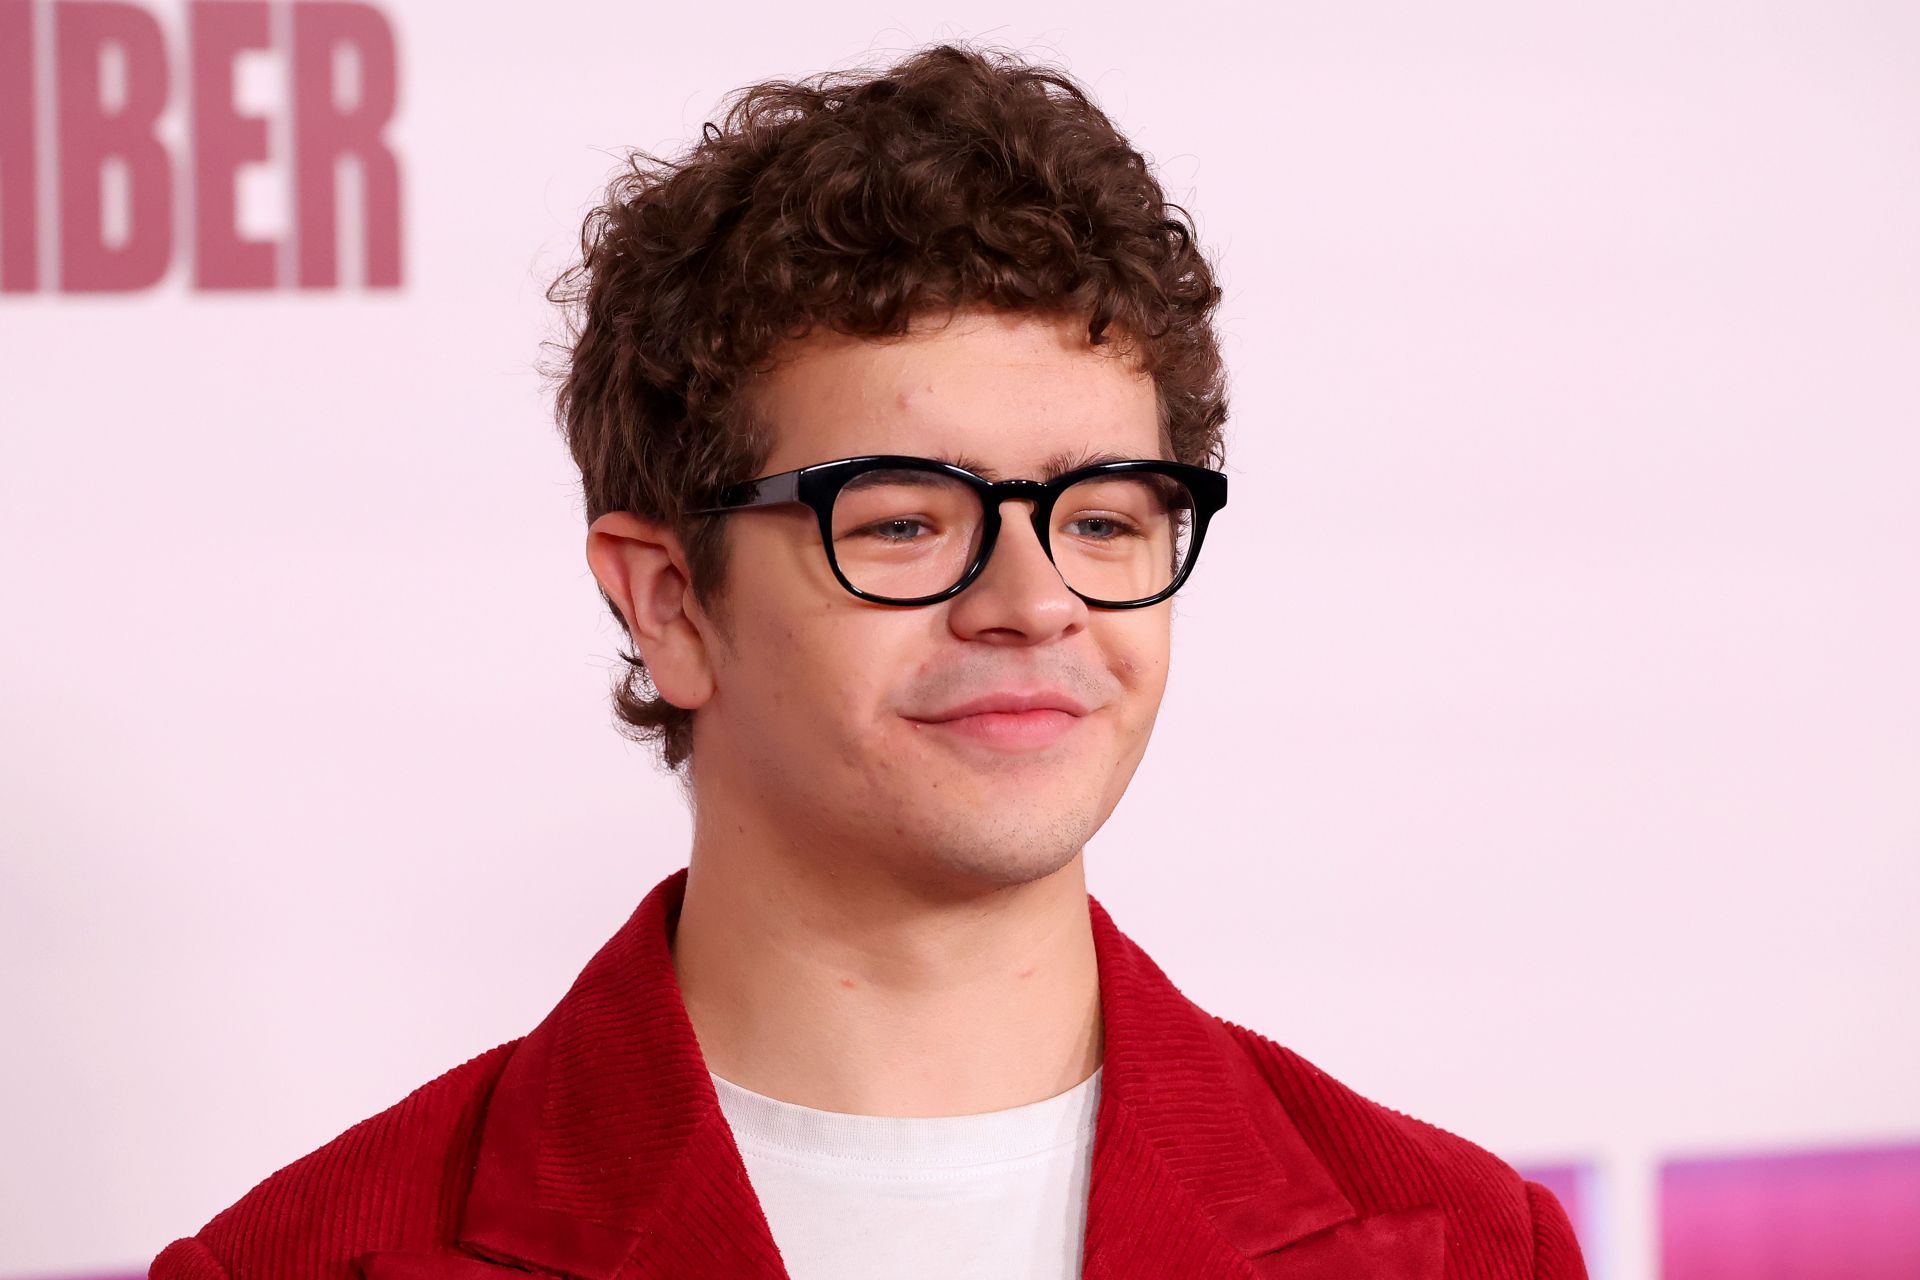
747;307;1164;476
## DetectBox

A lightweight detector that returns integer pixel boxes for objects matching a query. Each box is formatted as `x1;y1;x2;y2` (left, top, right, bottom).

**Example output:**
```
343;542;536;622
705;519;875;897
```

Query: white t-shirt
710;1066;1103;1280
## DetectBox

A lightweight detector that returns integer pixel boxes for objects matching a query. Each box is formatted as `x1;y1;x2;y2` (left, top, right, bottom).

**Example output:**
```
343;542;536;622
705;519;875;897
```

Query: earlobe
584;512;716;710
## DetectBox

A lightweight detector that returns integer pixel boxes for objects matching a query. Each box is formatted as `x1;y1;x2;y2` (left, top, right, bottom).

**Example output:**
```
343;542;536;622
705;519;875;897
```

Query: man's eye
856;518;933;542
1066;515;1139;541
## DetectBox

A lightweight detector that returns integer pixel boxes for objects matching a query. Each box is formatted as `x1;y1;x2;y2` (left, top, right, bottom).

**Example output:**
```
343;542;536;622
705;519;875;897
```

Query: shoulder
1209;1015;1585;1278
150;1039;521;1280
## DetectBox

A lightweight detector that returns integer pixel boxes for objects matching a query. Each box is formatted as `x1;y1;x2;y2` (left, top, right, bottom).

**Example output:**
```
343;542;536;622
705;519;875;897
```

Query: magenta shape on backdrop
1660;1141;1920;1280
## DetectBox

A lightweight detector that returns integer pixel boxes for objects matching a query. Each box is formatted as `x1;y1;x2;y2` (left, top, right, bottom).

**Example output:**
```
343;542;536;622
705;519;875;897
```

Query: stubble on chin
835;710;1120;891
871;774;1105;895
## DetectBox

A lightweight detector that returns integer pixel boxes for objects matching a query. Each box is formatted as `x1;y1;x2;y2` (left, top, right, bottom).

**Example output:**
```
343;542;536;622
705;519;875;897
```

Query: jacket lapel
363;866;1442;1280
1079;894;1443;1280
443;866;787;1280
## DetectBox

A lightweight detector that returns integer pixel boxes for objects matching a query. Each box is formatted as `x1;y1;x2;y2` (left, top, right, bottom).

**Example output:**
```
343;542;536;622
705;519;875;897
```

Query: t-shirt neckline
708;1065;1103;1171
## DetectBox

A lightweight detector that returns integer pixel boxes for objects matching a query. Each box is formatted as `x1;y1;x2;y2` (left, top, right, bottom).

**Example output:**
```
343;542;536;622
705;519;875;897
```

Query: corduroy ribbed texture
150;866;1587;1280
1225;1020;1554;1279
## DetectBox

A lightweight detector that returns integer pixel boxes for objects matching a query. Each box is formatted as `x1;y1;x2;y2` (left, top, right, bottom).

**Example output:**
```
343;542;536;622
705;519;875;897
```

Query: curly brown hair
544;41;1228;772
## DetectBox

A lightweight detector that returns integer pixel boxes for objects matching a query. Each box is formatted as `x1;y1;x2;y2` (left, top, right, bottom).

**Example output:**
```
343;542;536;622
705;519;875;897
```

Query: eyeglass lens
829;468;1197;603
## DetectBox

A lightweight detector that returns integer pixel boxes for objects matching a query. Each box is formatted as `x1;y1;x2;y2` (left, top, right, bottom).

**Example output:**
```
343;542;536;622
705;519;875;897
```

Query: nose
944;499;1087;644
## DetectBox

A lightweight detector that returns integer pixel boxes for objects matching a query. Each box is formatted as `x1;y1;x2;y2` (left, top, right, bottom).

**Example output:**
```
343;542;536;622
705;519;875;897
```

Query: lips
906;690;1090;752
918;690;1090;720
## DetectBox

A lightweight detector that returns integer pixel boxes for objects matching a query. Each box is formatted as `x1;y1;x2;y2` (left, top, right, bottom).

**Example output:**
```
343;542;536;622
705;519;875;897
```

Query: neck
670;804;1103;1118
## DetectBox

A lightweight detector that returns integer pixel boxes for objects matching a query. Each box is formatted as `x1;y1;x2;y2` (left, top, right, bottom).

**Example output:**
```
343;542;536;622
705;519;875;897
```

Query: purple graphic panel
1661;1142;1920;1279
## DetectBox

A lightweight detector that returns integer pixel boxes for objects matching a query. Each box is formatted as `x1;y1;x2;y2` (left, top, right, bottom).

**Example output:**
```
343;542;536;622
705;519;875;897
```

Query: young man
153;43;1586;1280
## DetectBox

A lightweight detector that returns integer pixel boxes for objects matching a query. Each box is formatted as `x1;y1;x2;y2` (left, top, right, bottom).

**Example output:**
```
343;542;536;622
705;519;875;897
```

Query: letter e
189;1;275;289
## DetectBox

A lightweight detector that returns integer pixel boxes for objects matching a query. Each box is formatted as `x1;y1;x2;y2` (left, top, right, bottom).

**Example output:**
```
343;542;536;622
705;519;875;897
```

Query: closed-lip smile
916;690;1091;721
906;690;1090;752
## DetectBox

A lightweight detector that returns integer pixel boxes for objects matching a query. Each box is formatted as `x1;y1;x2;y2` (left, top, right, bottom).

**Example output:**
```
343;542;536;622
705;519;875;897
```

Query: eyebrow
930;447;1154;482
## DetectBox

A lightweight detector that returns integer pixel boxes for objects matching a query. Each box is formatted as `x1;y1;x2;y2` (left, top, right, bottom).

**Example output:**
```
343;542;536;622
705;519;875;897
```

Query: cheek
717;523;864;717
1104;617;1171;708
726;587;928;742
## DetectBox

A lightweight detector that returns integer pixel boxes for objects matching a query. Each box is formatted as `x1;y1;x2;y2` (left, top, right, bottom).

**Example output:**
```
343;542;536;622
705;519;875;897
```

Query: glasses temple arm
685;468;803;514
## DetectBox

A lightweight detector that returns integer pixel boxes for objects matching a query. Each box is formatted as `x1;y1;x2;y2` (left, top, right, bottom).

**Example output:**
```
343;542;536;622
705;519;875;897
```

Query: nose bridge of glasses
984;478;1056;536
971;484;1072;598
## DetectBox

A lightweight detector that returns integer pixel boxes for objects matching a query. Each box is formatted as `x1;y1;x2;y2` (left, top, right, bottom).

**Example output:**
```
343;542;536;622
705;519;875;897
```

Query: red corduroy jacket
151;865;1588;1280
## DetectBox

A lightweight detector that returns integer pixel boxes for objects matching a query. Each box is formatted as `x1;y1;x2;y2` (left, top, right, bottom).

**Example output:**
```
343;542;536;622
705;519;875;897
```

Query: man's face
692;307;1173;896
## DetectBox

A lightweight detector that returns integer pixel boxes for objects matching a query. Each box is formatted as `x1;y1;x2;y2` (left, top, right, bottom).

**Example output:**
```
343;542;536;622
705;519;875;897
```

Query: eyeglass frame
683;453;1228;609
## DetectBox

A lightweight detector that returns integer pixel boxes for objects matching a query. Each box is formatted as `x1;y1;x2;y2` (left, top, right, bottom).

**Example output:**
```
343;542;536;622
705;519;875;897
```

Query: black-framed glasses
685;454;1227;609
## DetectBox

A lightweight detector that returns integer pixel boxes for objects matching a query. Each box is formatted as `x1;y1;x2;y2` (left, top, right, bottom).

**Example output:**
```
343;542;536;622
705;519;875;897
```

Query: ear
584;512;716;711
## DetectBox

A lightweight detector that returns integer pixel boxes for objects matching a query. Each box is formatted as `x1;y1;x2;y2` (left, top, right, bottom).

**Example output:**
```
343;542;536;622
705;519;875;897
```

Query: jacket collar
361;866;1442;1280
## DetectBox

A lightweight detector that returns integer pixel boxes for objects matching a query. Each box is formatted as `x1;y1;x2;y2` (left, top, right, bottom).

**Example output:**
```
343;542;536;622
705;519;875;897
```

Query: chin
896;798;1102;879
